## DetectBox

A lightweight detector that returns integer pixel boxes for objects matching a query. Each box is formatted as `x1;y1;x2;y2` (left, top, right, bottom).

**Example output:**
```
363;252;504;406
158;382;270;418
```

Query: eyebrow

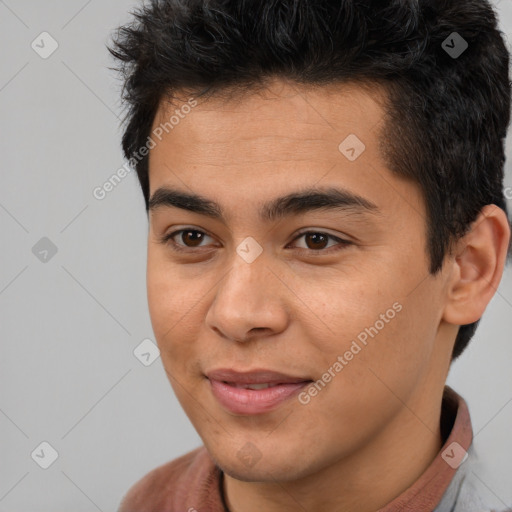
148;186;381;223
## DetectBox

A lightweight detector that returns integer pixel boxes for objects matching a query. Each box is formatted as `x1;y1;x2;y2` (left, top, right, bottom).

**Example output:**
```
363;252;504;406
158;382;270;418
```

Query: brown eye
180;230;205;247
290;230;352;254
160;228;215;252
304;233;329;250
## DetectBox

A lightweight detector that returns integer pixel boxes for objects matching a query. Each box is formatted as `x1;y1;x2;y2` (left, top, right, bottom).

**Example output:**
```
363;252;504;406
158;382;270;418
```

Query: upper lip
206;368;313;385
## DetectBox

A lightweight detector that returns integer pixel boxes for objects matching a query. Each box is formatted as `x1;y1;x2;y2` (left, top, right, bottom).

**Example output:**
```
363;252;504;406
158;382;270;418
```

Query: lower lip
208;378;311;414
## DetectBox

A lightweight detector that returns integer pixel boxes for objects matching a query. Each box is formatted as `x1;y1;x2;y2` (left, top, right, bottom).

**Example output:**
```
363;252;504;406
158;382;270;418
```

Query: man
108;0;512;510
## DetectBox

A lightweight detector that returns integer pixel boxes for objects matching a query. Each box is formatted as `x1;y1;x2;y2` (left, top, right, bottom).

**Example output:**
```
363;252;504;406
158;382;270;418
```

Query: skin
146;78;510;512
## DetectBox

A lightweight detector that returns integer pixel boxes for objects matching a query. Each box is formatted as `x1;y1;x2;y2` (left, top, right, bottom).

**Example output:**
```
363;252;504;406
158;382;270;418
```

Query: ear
442;205;511;326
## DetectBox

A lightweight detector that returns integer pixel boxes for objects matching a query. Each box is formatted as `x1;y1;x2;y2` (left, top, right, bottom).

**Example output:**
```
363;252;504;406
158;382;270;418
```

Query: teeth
234;383;273;390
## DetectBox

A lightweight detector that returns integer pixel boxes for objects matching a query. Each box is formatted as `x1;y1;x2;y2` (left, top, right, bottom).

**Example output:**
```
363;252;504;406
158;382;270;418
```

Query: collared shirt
118;386;510;512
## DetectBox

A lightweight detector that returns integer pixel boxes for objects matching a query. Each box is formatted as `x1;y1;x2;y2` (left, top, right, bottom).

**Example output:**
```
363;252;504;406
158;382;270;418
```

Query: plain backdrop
0;0;511;510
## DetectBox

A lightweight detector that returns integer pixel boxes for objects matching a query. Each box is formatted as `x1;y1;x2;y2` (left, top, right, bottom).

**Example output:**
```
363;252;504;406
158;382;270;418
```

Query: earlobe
442;205;511;326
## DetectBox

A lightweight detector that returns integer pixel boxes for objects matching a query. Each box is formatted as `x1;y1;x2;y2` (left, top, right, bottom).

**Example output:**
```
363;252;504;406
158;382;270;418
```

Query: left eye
161;229;351;253
289;231;351;252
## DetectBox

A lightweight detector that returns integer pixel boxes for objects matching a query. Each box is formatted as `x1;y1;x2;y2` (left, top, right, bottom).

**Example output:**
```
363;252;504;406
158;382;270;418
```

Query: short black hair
107;0;512;360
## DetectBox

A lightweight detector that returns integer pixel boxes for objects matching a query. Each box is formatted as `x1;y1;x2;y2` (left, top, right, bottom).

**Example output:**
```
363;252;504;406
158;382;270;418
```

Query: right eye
160;228;217;252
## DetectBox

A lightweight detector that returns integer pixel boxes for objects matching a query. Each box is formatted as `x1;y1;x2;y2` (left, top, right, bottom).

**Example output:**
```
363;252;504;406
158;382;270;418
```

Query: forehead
149;79;387;165
148;80;390;194
147;79;425;236
154;79;384;127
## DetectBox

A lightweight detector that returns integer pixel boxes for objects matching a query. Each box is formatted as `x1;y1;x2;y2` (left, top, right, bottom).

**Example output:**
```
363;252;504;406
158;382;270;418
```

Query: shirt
117;386;511;512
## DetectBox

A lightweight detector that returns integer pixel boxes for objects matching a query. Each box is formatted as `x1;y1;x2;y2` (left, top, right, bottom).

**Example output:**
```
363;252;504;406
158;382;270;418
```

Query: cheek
298;266;436;387
336;292;439;404
146;252;212;366
287;265;396;344
147;252;184;355
146;259;173;339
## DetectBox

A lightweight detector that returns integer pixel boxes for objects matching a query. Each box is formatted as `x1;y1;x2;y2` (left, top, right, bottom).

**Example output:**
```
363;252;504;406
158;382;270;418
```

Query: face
146;79;454;482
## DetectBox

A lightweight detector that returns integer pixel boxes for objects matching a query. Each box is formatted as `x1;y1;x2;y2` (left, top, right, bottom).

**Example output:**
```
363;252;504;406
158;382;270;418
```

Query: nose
204;251;289;343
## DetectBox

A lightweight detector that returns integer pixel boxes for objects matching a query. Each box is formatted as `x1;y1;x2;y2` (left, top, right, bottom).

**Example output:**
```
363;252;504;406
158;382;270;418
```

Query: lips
206;368;313;414
206;368;312;386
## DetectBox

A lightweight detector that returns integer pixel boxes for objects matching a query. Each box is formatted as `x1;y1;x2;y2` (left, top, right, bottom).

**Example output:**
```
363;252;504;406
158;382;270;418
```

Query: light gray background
0;1;511;510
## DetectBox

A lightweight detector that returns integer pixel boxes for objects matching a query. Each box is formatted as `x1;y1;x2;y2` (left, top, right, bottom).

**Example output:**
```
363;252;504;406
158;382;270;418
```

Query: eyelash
159;228;352;255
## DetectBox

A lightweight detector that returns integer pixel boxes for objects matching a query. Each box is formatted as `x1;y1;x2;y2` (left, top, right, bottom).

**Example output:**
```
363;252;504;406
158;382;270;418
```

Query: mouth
205;368;314;414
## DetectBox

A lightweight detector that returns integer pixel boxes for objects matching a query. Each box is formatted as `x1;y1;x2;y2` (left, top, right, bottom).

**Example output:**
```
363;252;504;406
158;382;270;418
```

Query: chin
221;462;303;483
210;445;313;483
